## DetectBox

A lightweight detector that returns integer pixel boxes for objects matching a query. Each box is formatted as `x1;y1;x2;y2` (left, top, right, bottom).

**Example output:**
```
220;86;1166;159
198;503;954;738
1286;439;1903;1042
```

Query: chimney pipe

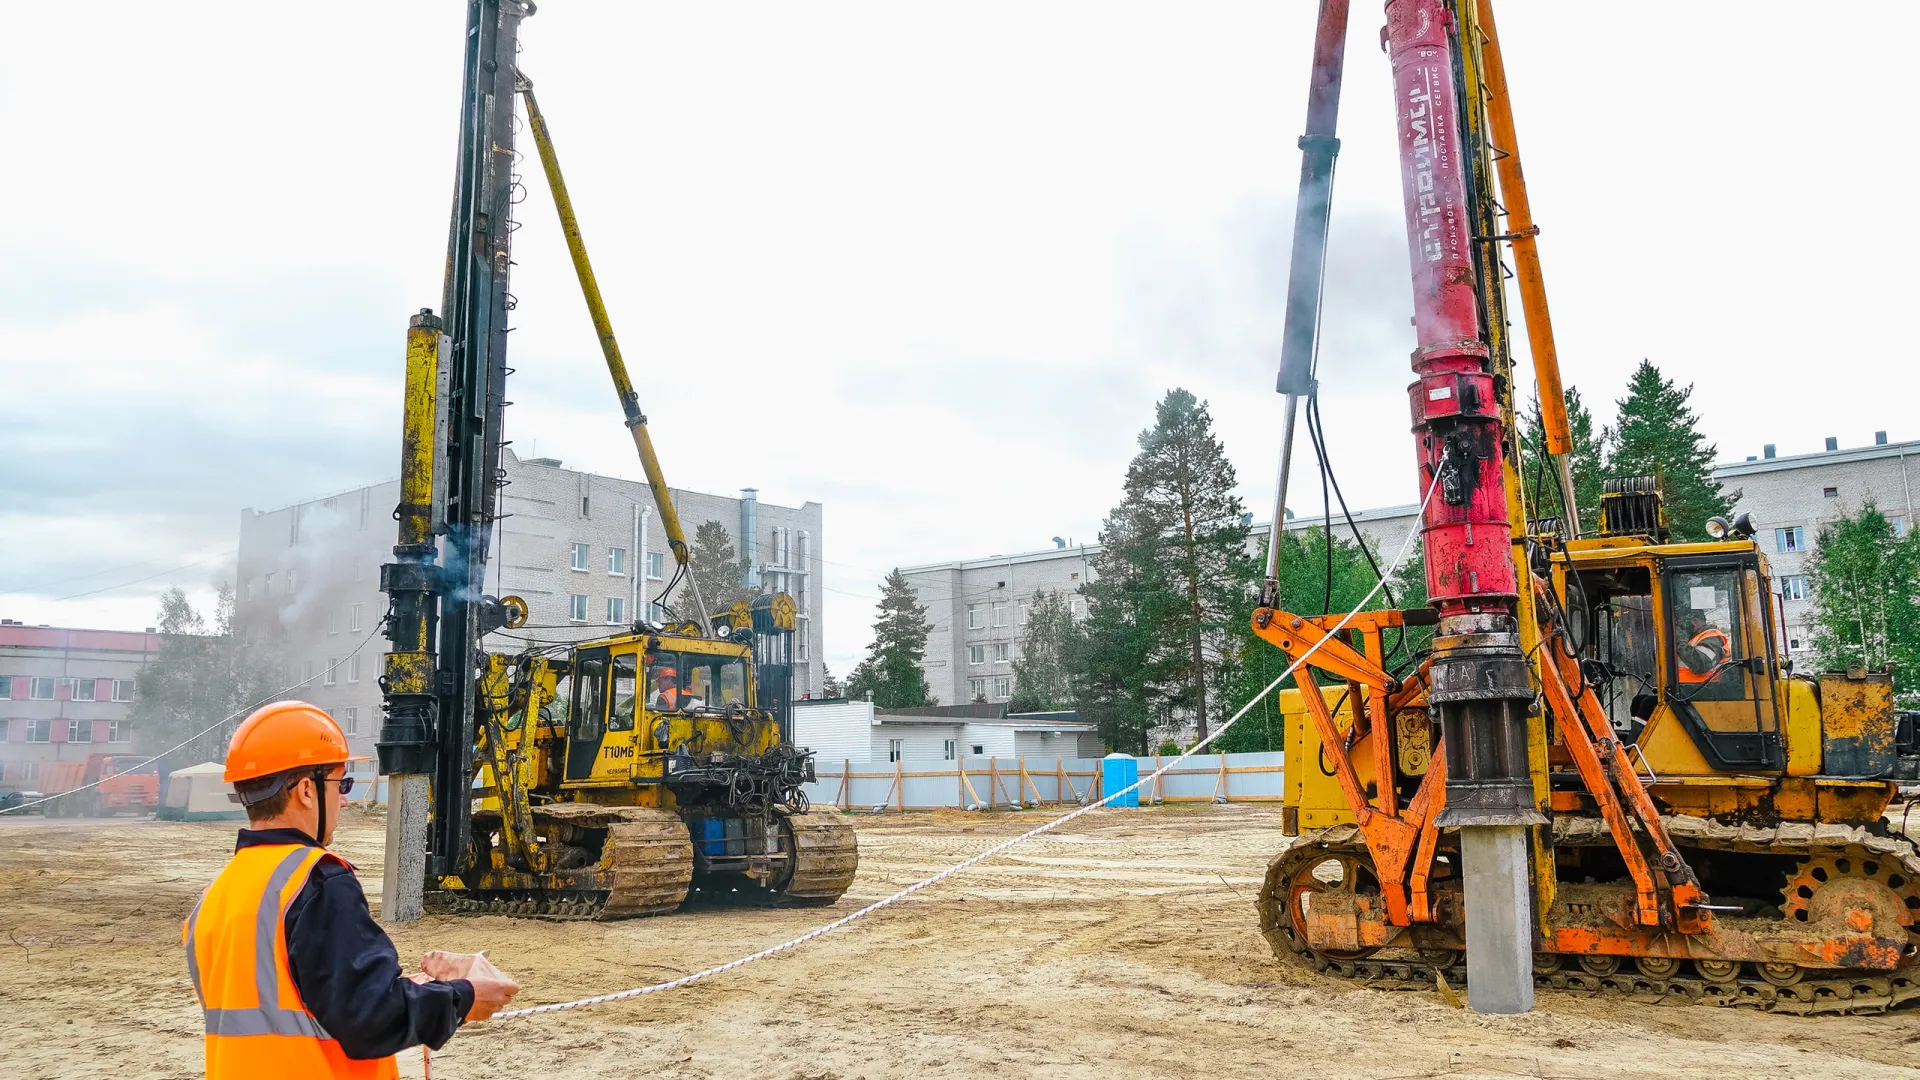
1763;444;1776;459
1875;431;1889;446
739;488;760;588
1824;437;1838;451
1051;536;1065;549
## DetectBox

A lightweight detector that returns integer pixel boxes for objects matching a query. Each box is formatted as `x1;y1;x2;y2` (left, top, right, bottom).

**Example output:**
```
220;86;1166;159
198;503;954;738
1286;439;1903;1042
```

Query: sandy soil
3;804;1917;1080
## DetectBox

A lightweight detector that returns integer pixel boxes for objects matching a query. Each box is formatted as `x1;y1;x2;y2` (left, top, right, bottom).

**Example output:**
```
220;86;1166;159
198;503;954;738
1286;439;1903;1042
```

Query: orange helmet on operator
224;700;352;783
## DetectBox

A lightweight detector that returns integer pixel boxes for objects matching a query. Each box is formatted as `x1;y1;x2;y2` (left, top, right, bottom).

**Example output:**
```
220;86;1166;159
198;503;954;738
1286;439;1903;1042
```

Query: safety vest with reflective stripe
1677;628;1732;684
183;844;400;1079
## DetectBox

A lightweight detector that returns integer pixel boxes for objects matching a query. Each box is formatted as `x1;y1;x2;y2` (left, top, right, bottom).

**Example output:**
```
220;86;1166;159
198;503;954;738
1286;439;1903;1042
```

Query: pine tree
685;519;755;617
132;584;283;764
819;664;844;698
1079;389;1257;744
1520;386;1605;536
1604;360;1737;541
1805;501;1920;693
1008;589;1076;712
1214;532;1424;753
844;569;936;708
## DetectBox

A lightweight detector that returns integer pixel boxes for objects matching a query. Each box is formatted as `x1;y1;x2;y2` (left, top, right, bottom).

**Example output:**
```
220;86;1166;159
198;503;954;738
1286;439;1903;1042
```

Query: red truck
40;753;160;817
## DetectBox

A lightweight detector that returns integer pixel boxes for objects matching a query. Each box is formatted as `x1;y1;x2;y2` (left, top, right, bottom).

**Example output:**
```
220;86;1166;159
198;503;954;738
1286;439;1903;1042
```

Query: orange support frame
1252;607;1446;926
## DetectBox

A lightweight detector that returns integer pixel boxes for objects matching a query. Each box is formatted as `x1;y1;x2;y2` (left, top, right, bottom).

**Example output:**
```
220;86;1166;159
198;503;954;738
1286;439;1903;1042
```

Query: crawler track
1259;818;1920;1015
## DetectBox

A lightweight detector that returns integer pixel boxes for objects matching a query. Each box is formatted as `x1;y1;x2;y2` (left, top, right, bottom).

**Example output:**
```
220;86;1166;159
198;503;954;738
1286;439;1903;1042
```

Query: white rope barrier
486;480;1439;1022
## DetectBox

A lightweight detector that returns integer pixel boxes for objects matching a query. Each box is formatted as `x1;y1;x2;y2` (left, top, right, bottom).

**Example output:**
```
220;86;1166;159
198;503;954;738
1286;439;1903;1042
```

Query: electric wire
0;617;392;816
472;468;1446;1026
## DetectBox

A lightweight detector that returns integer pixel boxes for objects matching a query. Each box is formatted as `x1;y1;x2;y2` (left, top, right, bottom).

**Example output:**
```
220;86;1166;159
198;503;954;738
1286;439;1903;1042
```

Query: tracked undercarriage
438;805;858;920
1260;820;1920;1015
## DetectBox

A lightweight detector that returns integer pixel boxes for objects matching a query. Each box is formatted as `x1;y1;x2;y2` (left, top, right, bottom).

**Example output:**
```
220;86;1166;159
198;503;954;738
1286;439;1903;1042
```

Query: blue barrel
1101;753;1140;808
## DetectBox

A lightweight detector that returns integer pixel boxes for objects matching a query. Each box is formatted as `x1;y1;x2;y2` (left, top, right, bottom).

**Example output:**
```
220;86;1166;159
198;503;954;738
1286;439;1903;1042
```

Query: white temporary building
792;699;1103;763
159;761;244;822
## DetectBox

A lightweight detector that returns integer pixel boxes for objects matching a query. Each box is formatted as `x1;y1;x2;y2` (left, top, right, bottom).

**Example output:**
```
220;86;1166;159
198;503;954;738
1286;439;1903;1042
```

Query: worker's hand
421;950;520;1022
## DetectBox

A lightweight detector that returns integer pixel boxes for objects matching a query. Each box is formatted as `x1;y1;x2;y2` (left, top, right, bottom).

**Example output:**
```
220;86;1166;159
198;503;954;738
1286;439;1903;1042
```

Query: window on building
966;604;983;630
0;676;10;698
26;719;51;743
1017;602;1030;626
607;596;627;624
993;643;1010;664
609;547;627;576
1069;571;1080;581
1894;516;1910;538
328;609;340;635
29;677;54;700
943;739;956;761
647;551;665;580
353;559;365;582
264;572;275;596
244;579;255;601
993;677;1013;699
1776;526;1805;553
569;594;589;623
68;718;92;743
324;658;339;686
969;645;987;666
70;678;96;702
112;680;134;702
342;708;359;736
286;568;298;594
888;739;903;763
797;615;811;661
350;603;364;632
571;543;590;571
1070;597;1085;619
1822;487;1839;498
16;761;37;783
303;660;315;684
580;494;591;517
647;600;668;622
969;678;988;701
107;720;131;743
991;602;1008;627
972;744;985;756
348;655;362;683
1781;575;1810;601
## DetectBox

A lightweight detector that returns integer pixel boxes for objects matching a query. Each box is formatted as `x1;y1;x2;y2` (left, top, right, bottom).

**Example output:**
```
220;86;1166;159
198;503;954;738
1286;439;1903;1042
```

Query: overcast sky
3;2;1914;677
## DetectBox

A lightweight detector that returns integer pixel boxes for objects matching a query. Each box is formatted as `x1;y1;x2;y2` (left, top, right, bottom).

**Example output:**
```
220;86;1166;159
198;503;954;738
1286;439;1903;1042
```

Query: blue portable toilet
1101;753;1139;808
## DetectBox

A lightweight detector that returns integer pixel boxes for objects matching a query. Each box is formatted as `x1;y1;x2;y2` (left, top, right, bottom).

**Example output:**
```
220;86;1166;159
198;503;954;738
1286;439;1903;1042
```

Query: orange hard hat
654;667;677;679
224;700;352;783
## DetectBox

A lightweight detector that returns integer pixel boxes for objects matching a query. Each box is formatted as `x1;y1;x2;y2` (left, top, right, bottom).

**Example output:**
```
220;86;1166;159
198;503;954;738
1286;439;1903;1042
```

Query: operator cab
1550;496;1787;773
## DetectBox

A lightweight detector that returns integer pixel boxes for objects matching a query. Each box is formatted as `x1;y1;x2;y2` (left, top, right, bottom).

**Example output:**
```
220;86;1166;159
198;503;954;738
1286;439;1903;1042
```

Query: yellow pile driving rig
1249;0;1917;1013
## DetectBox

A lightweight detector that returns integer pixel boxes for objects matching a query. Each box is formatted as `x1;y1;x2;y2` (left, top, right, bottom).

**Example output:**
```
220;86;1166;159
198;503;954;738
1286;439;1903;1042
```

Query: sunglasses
315;774;357;795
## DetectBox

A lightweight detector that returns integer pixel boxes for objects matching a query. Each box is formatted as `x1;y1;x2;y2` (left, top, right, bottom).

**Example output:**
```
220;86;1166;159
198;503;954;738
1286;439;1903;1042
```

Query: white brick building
234;448;825;766
1716;431;1917;658
899;505;1420;708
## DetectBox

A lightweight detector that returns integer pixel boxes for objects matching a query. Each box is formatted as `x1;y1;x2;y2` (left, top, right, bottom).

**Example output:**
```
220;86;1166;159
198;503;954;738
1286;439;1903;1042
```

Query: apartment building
0;622;162;794
899;505;1420;708
1718;431;1917;657
234;448;825;769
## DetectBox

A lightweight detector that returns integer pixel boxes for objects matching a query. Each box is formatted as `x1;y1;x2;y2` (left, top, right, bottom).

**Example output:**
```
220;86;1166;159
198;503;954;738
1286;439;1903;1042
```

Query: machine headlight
1704;516;1730;539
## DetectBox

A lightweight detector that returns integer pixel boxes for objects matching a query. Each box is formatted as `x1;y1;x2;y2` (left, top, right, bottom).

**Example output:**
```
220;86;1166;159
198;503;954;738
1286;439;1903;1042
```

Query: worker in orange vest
183;701;520;1077
1677;614;1732;684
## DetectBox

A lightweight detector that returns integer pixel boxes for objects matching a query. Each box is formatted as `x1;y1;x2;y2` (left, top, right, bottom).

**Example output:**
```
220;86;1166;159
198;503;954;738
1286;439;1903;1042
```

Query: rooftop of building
899;502;1425;574
243;447;818;518
1715;433;1917;478
0;622;166;649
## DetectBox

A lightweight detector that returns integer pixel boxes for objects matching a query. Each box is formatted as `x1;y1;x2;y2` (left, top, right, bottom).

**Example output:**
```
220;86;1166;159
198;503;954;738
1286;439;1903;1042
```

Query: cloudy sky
3;2;1914;676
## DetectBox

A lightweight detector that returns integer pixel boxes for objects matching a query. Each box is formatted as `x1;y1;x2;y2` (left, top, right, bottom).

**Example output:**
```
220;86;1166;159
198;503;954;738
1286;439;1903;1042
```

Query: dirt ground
3;804;1917;1080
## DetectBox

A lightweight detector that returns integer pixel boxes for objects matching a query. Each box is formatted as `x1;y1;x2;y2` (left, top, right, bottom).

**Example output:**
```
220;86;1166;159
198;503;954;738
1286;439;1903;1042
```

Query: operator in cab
1677;613;1731;684
648;666;681;711
183;701;520;1077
